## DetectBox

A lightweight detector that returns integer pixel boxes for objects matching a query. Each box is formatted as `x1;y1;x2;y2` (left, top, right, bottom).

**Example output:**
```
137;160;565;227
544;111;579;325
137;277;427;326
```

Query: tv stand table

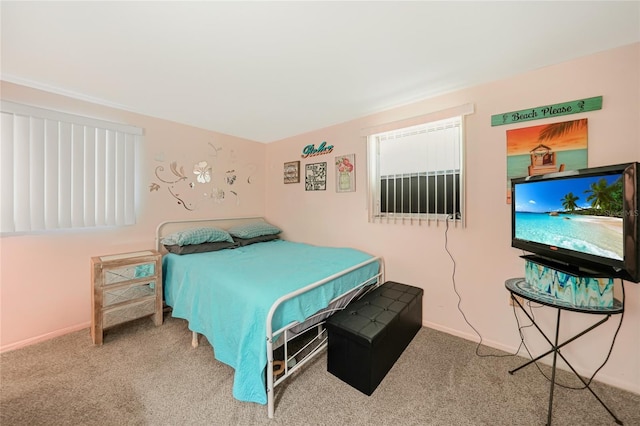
505;278;624;426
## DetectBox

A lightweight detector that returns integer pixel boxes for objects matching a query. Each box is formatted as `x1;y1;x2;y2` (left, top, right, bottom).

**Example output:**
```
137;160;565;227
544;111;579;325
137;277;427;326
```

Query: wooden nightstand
91;250;163;345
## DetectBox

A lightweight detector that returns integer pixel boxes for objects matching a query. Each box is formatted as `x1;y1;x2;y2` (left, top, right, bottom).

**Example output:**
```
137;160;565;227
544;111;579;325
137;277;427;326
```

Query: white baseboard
0;322;90;353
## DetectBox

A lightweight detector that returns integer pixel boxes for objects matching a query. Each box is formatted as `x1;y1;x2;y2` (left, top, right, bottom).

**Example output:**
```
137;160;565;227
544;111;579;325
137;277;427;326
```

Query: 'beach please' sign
491;96;602;126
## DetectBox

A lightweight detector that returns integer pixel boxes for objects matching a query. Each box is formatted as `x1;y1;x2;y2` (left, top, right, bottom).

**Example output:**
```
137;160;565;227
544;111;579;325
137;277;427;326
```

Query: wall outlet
509;294;525;307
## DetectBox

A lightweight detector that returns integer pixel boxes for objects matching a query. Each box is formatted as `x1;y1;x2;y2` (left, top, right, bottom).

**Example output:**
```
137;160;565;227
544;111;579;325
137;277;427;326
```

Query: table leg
546;309;561;425
508;292;624;425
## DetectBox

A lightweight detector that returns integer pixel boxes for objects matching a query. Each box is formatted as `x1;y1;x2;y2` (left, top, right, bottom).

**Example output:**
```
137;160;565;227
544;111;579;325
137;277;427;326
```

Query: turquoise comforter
163;240;379;404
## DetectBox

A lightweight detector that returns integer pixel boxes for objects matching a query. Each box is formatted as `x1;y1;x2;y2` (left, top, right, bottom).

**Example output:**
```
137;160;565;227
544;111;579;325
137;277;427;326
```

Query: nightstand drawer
103;281;156;307
104;263;156;285
103;297;157;328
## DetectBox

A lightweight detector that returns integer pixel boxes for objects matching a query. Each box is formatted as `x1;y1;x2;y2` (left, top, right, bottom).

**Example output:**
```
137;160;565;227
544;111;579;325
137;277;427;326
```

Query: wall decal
193;161;212;183
284;161;300;184
335;154;355;193
149;142;253;210
305;162;327;191
301;141;334;158
506;118;588;203
245;163;257;184
492;96;602;126
208;142;222;156
225;170;237;185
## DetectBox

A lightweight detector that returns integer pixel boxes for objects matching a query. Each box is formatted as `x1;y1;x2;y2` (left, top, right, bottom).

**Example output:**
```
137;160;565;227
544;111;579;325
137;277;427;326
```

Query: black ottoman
326;281;423;395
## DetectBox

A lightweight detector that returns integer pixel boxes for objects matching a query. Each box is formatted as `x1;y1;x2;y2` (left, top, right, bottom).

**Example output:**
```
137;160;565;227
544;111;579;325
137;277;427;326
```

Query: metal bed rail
265;256;385;418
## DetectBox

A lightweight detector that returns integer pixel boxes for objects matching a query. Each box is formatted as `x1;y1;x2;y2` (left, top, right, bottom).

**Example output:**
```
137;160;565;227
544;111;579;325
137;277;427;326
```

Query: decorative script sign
301;141;334;158
491;96;602;126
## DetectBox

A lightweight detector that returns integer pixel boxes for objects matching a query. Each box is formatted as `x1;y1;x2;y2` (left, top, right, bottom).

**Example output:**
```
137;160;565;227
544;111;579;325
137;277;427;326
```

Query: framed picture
305;162;327;191
506;118;588;203
283;161;300;184
335;154;355;192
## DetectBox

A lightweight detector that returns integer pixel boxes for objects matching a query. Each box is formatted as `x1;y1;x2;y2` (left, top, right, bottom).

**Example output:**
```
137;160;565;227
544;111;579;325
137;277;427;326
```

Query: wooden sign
491;96;602;126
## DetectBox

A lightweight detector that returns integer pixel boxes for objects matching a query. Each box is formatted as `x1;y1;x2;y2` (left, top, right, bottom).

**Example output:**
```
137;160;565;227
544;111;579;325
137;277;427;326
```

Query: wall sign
491;96;602;126
301;141;334;158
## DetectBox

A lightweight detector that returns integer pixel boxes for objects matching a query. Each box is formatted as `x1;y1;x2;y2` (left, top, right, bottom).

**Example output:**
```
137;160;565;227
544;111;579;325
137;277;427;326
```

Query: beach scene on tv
514;173;624;261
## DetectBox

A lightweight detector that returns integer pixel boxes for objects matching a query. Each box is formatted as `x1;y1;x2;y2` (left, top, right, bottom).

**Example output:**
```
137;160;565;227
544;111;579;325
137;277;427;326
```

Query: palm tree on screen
561;192;579;212
585;178;614;212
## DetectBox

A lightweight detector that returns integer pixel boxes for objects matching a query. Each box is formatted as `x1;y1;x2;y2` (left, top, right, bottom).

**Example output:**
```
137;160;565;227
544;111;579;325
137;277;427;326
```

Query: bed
156;217;384;418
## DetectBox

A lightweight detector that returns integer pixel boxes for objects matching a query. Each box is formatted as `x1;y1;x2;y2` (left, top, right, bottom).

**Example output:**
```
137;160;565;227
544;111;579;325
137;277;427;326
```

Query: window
1;101;142;233
367;105;473;225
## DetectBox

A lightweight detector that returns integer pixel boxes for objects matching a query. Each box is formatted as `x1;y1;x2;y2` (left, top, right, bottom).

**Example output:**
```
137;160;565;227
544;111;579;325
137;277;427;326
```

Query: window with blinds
1;101;142;233
368;114;466;225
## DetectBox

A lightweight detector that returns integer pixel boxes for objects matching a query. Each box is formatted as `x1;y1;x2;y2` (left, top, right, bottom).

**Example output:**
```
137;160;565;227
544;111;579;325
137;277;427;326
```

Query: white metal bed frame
155;217;385;418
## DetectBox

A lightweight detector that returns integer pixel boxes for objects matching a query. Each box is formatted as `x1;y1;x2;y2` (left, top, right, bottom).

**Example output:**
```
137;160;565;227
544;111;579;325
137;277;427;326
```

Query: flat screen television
511;162;640;283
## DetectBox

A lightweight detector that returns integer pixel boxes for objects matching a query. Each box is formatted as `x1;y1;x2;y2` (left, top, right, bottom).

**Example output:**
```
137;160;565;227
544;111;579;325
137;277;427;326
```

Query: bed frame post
266;335;275;419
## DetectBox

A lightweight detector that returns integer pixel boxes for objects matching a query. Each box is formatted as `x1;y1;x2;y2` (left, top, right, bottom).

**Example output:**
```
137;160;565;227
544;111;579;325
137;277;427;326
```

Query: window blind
368;115;465;226
1;101;142;233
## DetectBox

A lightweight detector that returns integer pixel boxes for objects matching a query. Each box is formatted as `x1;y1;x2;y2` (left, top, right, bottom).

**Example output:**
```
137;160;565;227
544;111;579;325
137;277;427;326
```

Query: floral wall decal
225;170;237;185
208;142;222;156
155;161;188;184
194;161;212;183
149;142;255;211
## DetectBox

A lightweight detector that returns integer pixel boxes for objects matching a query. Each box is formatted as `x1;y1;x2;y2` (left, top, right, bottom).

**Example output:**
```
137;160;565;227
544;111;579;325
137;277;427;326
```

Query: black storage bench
326;281;423;395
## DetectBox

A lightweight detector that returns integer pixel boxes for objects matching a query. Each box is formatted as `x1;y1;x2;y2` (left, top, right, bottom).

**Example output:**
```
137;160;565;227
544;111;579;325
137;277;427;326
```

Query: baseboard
0;322;90;353
422;320;639;396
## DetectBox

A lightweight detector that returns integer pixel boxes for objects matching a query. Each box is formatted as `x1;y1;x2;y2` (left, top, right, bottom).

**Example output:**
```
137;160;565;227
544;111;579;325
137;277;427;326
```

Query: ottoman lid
326;281;422;345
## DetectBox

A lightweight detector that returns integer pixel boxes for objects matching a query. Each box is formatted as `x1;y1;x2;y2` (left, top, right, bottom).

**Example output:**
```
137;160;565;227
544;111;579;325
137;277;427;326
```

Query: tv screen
511;162;639;282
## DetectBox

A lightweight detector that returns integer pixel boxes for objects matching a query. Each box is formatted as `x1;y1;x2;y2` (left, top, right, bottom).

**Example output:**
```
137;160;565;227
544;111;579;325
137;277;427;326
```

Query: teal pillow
161;227;234;246
227;221;281;239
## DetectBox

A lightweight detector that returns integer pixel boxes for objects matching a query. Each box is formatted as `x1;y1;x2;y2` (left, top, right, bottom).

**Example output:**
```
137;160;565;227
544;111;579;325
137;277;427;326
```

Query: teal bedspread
162;239;379;404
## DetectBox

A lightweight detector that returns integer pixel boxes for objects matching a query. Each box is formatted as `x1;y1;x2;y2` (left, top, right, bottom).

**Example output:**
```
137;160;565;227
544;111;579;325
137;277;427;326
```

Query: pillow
227;221;281;239
164;241;237;255
234;234;280;247
160;227;234;246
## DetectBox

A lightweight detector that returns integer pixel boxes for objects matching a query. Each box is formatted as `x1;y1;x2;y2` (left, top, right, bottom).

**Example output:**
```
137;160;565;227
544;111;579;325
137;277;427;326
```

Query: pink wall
265;43;640;393
0;81;266;350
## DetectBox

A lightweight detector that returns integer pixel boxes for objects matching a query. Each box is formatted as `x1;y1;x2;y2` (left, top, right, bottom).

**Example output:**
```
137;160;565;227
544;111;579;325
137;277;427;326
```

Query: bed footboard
265;256;384;418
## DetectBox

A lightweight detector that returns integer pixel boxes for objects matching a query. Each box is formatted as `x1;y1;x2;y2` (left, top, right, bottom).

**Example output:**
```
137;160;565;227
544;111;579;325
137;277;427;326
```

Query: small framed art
284;161;300;184
335;154;355;192
305;162;327;191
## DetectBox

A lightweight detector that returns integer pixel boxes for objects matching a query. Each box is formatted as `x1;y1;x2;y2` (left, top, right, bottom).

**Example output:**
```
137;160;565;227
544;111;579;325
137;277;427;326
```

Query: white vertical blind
95;128;106;227
45;119;59;229
0;101;143;233
29;117;46;230
368;114;467;225
1;113;15;232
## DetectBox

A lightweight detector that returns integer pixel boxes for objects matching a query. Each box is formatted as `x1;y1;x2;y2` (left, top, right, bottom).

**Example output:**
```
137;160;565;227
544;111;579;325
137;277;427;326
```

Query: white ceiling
2;1;639;143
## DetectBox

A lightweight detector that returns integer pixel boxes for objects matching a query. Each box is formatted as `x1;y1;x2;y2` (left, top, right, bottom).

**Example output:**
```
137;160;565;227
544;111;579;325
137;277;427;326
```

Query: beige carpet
1;314;638;426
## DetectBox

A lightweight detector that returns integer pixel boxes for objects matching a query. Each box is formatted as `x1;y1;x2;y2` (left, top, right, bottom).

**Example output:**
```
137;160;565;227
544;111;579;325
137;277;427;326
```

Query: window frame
366;104;473;226
1;101;143;234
